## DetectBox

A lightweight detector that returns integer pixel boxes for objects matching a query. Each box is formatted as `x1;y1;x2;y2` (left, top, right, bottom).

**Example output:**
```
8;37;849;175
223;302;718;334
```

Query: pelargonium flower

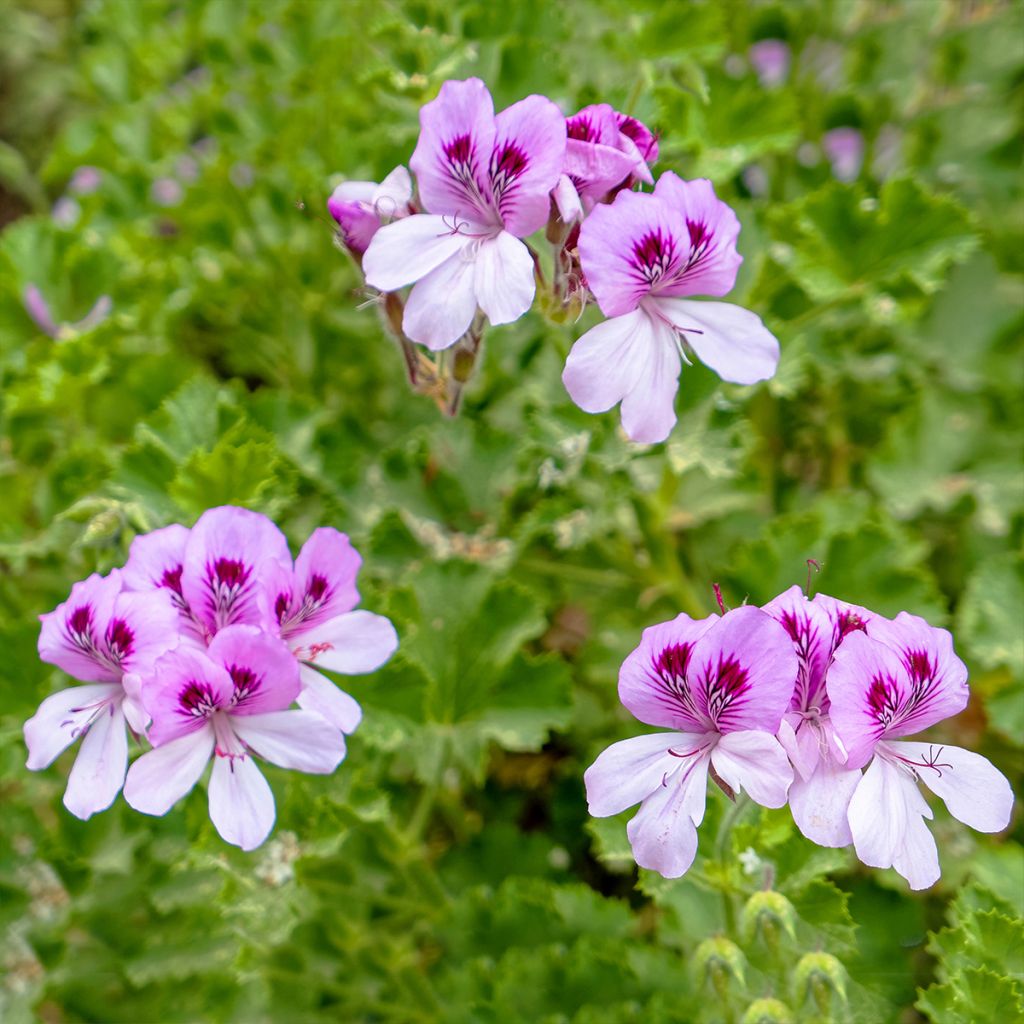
25;571;178;819
124;626;346;850
363;77;566;350
265;528;398;734
827;613;1013;889
327;166;413;258
585;606;797;878
764;587;869;847
552;104;657;223
123;506;293;643
562;173;780;443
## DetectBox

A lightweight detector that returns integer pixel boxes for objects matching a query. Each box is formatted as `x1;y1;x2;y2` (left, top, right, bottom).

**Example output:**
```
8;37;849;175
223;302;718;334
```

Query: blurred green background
1;1;1021;1021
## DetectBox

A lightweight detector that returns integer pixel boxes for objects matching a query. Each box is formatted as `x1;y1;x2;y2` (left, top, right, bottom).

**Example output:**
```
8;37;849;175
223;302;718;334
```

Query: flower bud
693;936;746;998
740;997;794;1024
793;951;847;1013
741;890;797;950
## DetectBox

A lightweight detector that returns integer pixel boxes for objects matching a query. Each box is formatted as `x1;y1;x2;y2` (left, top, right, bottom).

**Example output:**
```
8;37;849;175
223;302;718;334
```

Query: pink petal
763;585;834;714
110;589;181;675
473;231;535;325
207;625;301;716
615;112;659;166
825;631;908;769
38;572;123;683
401;247;478;350
625;751;711;878
297;665;363;733
410;77;497;222
651;298;779;385
63;701;128;820
711;730;793;808
279;528;362;640
883;741;1013;834
489;94;566;236
777;715;820;781
578;190;680;317
208;753;276;851
618;612;720;731
295;609;398;676
181;506;292;637
552;174;583;225
788;755;861;847
121;673;150;734
143;646;234;746
123;725;214;815
687;606;799;734
650;174;742;298
861;612;969;738
584;731;701;817
617;311;681;443
847;756;939;890
327;187;380;256
813;593;875;649
24;683;122;770
371;165;413;214
123;524;190;595
232;710;346;774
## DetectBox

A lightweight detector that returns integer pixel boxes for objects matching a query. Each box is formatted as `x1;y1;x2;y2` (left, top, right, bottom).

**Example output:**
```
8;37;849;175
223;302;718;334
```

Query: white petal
372;165;413;214
473;232;535;326
297;610;398;675
362;214;472;293
63;702;128;820
618;312;681;444
403;250;478;350
626;752;710;878
232;710;346;774
847;756;939;890
24;683;121;770
711;731;793;808
652;298;779;385
552;174;583;224
788;757;861;847
208;754;276;851
123;726;214;816
777;717;819;783
584;732;696;817
885;741;1013;834
562;308;649;414
297;665;363;734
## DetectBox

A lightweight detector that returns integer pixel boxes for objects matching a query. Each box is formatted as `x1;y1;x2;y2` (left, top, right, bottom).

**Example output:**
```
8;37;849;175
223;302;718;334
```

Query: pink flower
552;104;657;223
124;626;346;850
826;614;1013;889
562;174;779;443
25;571;178;819
764;587;870;847
363;78;566;350
584;606;797;878
265;528;398;734
327;166;413;258
822;127;864;183
748;40;791;88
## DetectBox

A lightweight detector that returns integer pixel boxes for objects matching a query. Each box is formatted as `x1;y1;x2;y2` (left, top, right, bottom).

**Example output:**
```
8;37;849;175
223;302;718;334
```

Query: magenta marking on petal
778;609;825;713
68;605;92;636
566;115;598;143
834;609;867;642
489;140;530;219
178;681;220;719
703;655;751;727
161;565;184;595
212;558;250;589
905;649;935;683
632;229;677;285
104;618;135;663
308;575;329;602
226;664;263;709
644;642;704;725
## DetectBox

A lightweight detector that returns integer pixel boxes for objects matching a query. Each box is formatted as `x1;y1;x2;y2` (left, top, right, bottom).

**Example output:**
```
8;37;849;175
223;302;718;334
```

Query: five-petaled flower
585;606;797;878
124;626;346;851
26;570;178;819
826;613;1013;889
363;77;566;350
562;173;780;443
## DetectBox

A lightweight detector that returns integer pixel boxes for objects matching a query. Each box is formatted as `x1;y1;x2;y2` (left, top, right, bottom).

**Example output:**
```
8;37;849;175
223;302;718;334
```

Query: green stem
715;795;753;935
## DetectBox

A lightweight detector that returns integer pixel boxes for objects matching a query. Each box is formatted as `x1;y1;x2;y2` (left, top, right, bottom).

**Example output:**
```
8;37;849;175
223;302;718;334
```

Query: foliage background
1;1;1021;1021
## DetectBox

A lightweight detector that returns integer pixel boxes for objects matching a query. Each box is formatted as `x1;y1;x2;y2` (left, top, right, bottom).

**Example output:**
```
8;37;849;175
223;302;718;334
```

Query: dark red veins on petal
632;229;677;285
617;115;657;160
178;680;220;718
274;590;292;625
489;141;529;212
161;565;184;595
226;664;262;709
703;655;751;727
68;605;92;636
104;618;135;662
308;574;329;602
566;115;598;143
779;610;824;712
834;610;866;642
645;642;702;723
905;649;935;683
213;558;249;589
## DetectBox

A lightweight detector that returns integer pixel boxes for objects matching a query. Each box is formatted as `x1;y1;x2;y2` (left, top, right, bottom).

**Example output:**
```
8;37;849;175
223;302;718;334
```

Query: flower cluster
585;586;1012;888
24;506;398;850
329;78;779;441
